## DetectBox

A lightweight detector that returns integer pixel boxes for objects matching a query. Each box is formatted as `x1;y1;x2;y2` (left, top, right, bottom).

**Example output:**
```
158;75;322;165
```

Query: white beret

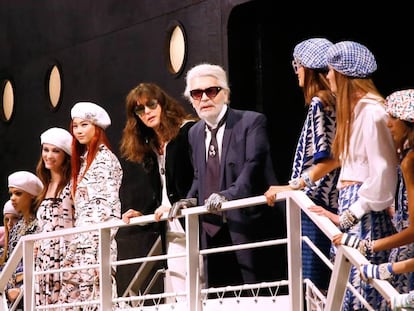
71;101;111;129
8;171;43;196
40;127;73;156
3;200;18;216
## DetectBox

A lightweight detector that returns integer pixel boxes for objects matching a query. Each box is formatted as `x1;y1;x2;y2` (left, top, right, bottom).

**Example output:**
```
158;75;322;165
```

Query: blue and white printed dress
291;96;339;290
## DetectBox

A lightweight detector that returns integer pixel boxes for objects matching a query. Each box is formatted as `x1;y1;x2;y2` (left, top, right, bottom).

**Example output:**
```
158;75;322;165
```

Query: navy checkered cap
327;41;377;78
293;38;333;70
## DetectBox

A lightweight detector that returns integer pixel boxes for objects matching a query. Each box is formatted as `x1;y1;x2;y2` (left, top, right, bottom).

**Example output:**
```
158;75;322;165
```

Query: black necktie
204;112;227;200
202;115;227;236
204;126;220;201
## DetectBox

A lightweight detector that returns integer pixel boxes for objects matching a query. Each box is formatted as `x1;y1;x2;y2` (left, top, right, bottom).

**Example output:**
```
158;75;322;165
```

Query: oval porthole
167;23;187;75
47;64;62;109
1;79;15;122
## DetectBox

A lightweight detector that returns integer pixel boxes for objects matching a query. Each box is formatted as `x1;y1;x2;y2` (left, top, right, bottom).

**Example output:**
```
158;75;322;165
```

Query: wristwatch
288;177;302;190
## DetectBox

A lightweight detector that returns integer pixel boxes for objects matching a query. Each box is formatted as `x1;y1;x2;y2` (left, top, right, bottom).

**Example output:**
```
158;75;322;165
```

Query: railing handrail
0;191;401;310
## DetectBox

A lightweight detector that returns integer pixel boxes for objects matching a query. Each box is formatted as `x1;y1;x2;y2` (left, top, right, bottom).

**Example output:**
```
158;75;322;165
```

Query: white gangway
0;191;402;310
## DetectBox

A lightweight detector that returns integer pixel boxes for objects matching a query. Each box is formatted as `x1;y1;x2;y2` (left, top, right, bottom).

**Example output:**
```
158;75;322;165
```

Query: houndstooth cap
293;38;333;70
327;41;377;78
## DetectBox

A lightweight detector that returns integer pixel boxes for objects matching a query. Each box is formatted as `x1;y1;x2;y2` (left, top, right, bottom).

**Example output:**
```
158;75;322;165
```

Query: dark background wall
0;0;412;294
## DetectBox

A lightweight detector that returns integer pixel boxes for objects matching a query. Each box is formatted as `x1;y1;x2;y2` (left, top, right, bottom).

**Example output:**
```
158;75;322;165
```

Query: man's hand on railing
204;193;226;213
333;233;375;257
359;262;394;282
167;198;197;220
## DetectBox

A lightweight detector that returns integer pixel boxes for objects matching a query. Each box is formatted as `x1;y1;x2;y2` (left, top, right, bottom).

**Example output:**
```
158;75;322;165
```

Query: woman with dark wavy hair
120;82;198;302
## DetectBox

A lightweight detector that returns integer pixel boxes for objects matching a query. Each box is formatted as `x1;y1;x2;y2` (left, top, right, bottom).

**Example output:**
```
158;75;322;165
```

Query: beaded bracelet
359;239;375;257
339;209;359;231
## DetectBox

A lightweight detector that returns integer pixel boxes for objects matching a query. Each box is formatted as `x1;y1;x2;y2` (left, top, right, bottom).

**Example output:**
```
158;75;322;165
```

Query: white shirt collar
205;105;228;129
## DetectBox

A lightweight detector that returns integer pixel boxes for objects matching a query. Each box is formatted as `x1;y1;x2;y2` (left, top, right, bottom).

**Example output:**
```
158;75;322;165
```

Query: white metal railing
0;191;402;310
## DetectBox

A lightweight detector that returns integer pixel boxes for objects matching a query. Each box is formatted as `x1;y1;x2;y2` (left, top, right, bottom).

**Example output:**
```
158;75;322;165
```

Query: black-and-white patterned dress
35;182;74;307
59;144;122;310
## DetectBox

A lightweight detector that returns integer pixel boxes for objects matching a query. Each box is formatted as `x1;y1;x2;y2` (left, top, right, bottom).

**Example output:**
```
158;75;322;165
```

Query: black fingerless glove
167;198;197;219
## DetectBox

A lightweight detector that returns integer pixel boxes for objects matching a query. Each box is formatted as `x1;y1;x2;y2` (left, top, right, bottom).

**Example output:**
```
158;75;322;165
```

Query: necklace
159;153;165;175
156;142;167;175
17;215;36;236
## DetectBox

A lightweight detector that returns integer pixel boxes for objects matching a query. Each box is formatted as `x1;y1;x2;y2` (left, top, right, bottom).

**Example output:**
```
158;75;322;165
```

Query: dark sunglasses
292;58;303;74
134;99;159;116
189;86;222;101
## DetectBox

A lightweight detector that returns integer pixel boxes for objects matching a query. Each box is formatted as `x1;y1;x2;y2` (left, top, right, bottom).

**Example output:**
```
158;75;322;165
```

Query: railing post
99;227;112;310
23;238;35;311
286;195;304;311
325;246;349;311
186;212;202;311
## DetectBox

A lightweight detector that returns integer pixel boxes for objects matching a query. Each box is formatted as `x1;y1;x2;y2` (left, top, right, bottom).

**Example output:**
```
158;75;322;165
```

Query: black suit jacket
187;107;284;284
120;121;196;252
188;107;277;226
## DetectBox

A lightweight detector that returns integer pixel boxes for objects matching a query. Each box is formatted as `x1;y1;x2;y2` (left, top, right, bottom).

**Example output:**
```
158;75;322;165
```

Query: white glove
205;193;226;213
340;233;374;256
390;292;414;310
359;262;393;281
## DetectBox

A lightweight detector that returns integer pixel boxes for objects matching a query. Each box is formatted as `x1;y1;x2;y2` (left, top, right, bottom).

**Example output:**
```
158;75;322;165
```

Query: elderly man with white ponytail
169;63;283;292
